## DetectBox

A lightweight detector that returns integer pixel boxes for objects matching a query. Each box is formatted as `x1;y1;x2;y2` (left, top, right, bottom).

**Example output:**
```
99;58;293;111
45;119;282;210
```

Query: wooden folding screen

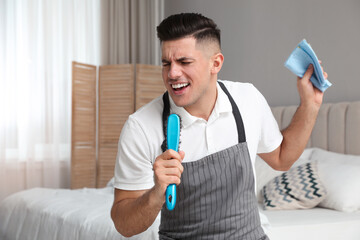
97;64;135;187
71;62;97;189
135;64;165;110
72;63;164;188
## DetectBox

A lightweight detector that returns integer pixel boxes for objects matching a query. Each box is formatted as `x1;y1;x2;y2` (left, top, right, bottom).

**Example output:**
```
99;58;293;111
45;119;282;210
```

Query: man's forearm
111;188;164;237
279;103;320;169
259;63;325;171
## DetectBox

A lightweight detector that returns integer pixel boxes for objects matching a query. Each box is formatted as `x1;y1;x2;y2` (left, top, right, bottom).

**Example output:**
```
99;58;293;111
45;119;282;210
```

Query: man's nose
168;63;181;79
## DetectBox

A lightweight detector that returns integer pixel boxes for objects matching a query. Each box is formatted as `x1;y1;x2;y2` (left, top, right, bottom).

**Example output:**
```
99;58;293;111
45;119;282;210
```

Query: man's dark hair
156;13;221;48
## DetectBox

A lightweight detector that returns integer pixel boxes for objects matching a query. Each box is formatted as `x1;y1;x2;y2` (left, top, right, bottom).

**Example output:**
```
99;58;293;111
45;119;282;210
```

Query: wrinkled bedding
2;187;360;240
0;187;160;240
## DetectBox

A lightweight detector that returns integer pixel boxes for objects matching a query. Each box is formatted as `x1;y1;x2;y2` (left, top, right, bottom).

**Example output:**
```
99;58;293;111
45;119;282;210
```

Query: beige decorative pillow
261;161;327;210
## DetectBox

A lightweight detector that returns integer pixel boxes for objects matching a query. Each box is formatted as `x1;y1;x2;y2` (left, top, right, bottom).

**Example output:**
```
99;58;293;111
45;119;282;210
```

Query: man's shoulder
127;94;164;130
218;80;260;99
132;94;163;117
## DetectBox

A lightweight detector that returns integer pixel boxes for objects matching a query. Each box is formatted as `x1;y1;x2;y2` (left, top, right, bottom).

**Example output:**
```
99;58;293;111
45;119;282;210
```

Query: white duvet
0;187;160;240
2;187;360;240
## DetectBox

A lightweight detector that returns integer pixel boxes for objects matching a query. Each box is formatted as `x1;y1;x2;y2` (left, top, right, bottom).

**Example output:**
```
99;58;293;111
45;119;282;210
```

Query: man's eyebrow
162;57;194;62
176;57;194;61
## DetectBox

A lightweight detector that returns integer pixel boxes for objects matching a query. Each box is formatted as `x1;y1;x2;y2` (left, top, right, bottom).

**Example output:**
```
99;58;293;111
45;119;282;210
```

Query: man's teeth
172;83;189;89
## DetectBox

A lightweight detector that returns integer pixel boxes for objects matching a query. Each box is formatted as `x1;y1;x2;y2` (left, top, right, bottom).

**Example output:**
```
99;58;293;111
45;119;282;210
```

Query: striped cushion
261;161;327;210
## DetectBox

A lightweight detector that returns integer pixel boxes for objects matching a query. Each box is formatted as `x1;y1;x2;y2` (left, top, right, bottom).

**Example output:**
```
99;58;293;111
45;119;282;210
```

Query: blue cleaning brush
166;114;180;211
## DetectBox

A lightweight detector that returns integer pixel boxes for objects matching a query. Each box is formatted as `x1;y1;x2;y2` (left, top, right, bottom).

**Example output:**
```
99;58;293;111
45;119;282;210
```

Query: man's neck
184;83;218;121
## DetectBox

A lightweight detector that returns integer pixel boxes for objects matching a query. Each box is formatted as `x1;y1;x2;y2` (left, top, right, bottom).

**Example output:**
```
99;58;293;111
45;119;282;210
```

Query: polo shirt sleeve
113;116;155;190
255;88;283;154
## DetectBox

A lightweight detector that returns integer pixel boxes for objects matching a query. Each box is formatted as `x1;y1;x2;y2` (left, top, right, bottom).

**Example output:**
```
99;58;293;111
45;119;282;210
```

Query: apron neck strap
218;81;246;143
161;81;246;152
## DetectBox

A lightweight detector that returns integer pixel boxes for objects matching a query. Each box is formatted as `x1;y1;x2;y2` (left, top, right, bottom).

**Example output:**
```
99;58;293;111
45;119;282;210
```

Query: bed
258;101;360;240
1;89;360;239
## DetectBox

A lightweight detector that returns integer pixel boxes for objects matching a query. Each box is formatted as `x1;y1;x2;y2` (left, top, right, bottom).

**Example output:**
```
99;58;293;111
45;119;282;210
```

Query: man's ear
211;52;224;74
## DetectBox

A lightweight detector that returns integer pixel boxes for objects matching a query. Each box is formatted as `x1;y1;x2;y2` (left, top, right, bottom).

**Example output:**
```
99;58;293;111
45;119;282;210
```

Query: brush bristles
178;115;182;151
165;113;182;152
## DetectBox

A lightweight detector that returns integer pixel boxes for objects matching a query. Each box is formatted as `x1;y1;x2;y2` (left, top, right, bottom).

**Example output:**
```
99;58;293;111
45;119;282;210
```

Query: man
111;13;327;239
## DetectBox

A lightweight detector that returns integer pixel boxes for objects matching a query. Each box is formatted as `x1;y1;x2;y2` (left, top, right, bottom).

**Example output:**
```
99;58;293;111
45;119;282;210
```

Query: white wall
165;0;360;106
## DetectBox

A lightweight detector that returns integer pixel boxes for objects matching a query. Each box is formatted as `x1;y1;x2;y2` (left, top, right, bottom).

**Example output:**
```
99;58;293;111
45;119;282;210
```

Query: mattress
0;187;160;240
262;207;360;240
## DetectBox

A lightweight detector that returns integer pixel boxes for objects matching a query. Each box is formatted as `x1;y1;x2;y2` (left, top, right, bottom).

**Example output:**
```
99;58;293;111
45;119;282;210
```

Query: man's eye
182;62;191;65
162;63;170;67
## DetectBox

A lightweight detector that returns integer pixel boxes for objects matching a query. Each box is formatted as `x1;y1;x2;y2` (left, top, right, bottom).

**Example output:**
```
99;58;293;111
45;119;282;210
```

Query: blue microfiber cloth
284;39;332;92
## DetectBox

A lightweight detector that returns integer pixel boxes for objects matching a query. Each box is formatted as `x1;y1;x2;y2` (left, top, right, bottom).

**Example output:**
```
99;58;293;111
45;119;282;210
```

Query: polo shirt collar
213;81;233;116
168;81;233;129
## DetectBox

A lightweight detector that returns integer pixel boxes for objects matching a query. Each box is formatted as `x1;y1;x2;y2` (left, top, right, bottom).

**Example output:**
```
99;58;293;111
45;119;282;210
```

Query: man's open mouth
171;83;190;91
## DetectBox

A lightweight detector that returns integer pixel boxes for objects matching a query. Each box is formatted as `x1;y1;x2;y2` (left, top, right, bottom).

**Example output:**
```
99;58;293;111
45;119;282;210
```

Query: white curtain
0;0;164;201
0;0;101;201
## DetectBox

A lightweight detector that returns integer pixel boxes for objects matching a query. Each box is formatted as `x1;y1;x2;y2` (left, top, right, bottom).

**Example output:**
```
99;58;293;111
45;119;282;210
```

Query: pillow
311;148;360;165
310;148;360;212
255;148;315;202
261;161;327;210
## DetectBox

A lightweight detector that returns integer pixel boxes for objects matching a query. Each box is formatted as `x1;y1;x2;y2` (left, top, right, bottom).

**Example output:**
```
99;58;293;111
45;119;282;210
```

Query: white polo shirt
114;80;283;191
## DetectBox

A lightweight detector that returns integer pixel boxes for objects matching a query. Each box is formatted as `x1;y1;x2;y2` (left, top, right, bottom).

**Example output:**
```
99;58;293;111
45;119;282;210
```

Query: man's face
161;37;216;112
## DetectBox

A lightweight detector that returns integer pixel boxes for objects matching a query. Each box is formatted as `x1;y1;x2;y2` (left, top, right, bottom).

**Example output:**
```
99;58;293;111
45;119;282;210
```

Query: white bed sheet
262;207;360;240
0;187;160;240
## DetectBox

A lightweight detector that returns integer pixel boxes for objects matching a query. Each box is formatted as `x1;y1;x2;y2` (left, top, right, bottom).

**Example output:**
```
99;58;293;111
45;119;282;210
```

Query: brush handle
166;114;180;211
165;184;176;211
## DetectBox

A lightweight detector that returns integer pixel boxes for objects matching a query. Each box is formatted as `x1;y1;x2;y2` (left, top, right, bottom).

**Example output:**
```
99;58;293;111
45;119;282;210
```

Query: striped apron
159;82;269;240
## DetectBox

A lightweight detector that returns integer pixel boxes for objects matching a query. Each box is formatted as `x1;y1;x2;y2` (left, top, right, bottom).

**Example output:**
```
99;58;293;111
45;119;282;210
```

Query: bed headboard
271;101;360;155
